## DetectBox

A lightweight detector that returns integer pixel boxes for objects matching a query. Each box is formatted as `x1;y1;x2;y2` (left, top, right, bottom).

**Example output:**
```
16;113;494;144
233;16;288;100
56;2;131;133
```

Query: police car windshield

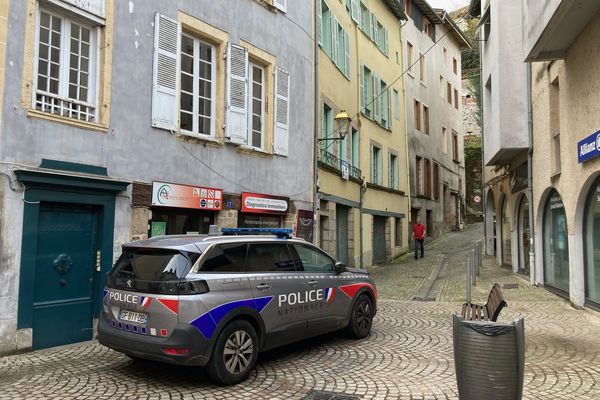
108;249;199;293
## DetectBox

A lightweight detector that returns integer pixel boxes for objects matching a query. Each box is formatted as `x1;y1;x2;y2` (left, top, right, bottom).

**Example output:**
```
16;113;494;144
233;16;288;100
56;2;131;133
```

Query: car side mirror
334;261;346;274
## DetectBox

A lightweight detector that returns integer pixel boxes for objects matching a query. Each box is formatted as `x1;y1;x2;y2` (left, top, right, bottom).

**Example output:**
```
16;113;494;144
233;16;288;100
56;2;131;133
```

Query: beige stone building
525;1;600;308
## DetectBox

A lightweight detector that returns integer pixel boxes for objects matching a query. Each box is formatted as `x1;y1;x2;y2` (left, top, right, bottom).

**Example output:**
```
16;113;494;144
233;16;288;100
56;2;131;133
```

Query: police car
98;228;377;385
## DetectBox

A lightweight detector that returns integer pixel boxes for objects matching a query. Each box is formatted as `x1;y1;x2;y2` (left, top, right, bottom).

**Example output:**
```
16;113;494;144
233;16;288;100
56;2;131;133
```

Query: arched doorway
500;195;512;267
543;190;569;293
517;195;530;275
485;189;496;256
584;177;600;307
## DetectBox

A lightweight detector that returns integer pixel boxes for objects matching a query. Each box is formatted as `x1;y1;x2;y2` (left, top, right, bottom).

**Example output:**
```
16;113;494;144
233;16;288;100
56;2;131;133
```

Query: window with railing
318;147;361;181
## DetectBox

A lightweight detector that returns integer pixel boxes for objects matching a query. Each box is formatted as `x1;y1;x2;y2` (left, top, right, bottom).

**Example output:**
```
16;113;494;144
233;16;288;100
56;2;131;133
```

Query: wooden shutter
351;0;359;22
384;28;389;55
273;66;290;156
151;13;180;131
226;43;248;144
344;31;350;77
369;14;375;41
273;0;287;12
331;17;339;65
374;75;382;123
317;0;323;46
359;64;366;112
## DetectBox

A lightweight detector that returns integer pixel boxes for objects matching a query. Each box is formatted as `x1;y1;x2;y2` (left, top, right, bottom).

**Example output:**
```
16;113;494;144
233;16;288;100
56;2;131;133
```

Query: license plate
119;310;148;324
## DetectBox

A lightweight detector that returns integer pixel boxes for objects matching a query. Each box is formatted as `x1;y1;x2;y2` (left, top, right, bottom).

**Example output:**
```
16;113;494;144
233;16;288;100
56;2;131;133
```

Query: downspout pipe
312;0;319;244
527;63;536;285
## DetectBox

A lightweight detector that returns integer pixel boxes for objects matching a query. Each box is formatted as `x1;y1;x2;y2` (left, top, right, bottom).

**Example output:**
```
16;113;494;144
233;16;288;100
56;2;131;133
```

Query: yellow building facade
316;0;409;267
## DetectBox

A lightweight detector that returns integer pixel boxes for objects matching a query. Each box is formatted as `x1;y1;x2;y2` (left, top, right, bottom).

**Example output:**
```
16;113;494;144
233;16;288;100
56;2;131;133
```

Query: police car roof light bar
221;228;293;238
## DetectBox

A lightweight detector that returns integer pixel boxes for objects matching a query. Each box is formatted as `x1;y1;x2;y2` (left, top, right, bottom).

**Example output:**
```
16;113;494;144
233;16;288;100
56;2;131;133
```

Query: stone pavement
1;223;599;399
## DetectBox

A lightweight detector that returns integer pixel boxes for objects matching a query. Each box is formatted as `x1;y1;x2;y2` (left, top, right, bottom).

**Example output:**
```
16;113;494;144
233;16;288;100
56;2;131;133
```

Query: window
361;65;374;117
424;159;431;198
452;130;459;162
180;34;216;136
423;105;429;134
322;103;333;140
543;191;569;292
351;128;359;168
419;52;425;83
293;244;335;273
404;0;412;17
248;63;265;148
34;9;98;122
447;82;452;104
389;154;398;189
375;20;388;55
360;3;370;33
414;99;421;131
246;243;298;272
416;156;423;196
407;42;414;75
433;163;440;199
200;244;247;272
453;57;458;74
454;88;459;109
423;19;433;39
371;145;382;185
379;79;390;128
442;126;448;154
393;89;400;119
443;47;448;65
321;1;332;56
439;76;445;99
395;218;402;246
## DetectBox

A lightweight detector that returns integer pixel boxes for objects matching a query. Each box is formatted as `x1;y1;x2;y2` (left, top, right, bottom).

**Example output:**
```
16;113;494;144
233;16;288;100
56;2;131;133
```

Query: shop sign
577;130;600;163
152;182;223;210
296;210;314;242
241;192;289;215
341;160;350;180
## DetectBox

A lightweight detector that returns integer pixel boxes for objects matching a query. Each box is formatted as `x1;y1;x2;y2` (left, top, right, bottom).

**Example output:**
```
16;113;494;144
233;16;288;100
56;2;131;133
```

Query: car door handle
256;283;271;291
308;280;319;286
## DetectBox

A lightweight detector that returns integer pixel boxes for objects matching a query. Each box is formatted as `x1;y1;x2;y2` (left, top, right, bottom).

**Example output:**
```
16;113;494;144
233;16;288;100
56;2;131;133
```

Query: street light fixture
318;110;352;143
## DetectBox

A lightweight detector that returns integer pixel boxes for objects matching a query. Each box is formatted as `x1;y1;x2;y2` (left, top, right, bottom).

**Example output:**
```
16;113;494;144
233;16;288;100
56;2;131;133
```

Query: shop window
180;33;216;137
246;243;297;272
543;191;569;292
150;209;214;235
585;178;600;304
34;8;99;122
200;243;248;273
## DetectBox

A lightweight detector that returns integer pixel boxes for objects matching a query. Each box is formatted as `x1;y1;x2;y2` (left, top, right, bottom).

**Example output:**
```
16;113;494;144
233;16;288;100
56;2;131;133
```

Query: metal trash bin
453;315;525;400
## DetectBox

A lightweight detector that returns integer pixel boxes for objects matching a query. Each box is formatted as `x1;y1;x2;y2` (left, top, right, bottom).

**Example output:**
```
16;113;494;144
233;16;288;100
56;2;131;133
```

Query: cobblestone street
1;223;600;399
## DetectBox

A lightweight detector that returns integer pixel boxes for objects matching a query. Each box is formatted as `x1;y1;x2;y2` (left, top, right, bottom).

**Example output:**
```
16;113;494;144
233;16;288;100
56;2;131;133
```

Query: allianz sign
578;130;600;163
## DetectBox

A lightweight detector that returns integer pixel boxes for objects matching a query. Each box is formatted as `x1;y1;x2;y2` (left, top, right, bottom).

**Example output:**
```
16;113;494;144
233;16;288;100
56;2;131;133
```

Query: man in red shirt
412;217;426;259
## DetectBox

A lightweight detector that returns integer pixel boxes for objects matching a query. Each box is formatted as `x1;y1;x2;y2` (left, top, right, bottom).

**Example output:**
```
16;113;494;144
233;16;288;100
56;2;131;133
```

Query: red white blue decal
339;283;378;300
140;296;153;309
325;287;336;304
158;298;179;315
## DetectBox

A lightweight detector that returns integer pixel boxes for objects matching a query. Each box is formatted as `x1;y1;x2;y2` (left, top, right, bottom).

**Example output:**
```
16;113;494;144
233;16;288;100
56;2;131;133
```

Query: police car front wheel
346;294;374;339
206;320;259;385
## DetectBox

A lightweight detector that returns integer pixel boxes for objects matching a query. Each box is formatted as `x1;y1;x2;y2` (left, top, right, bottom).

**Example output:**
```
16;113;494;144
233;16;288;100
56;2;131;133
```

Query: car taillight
162;347;190;355
177;280;209;295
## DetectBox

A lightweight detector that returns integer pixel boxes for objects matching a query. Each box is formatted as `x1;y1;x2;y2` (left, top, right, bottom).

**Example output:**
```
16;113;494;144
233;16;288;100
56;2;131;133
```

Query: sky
425;0;470;12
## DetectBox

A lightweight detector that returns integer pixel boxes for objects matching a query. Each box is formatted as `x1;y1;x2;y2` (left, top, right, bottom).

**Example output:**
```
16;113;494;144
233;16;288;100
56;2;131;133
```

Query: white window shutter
359;64;365;111
331;17;339;65
374;75;382;123
369;13;374;40
273;66;290;156
351;0;359;22
151;13;180;131
273;0;287;12
384;29;389;55
387;90;392;129
373;18;379;46
226;43;248;145
317;0;323;46
344;31;350;77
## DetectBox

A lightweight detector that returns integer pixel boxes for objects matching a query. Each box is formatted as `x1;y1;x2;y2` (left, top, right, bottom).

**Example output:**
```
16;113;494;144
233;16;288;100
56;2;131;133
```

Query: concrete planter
453;315;525;400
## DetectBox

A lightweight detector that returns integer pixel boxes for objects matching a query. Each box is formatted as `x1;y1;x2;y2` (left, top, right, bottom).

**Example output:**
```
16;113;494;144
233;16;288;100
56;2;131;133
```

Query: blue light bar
221;228;293;237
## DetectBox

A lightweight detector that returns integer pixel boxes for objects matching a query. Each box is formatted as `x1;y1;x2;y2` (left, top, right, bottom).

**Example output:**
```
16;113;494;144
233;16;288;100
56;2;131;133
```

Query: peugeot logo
126;279;133;288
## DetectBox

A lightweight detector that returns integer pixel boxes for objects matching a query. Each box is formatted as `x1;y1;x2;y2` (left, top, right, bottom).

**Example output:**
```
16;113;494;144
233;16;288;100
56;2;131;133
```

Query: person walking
412;217;426;259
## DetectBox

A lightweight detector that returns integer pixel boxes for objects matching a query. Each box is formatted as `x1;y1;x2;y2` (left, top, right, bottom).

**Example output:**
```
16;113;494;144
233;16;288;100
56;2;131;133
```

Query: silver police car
98;228;377;385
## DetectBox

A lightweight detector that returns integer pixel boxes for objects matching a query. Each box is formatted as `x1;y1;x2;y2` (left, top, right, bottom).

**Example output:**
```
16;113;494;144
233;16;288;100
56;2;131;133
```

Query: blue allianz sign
578;130;600;163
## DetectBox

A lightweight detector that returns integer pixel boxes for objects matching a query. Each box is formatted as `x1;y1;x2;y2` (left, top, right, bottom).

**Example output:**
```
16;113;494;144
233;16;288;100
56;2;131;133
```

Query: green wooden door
33;204;99;349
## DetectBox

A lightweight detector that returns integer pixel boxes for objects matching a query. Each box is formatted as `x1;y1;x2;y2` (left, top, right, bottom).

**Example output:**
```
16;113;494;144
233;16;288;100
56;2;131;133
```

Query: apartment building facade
469;0;531;276
403;0;470;238
525;0;600;309
316;0;409;267
0;0;313;353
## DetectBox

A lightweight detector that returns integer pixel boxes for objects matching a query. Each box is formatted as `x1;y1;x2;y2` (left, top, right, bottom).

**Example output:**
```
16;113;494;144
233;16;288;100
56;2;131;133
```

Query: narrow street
1;224;599;399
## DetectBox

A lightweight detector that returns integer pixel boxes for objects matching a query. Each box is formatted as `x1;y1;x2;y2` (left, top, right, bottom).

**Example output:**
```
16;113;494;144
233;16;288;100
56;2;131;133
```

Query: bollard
466;258;472;304
471;248;477;286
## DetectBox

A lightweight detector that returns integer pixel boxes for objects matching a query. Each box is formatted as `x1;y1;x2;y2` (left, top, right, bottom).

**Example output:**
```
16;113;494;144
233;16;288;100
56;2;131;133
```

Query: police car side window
292;244;335;273
246;243;298;272
200;243;247;272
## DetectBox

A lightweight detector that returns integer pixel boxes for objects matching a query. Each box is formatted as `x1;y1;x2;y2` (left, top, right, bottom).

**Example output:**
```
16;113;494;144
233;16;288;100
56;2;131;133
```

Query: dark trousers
414;239;424;259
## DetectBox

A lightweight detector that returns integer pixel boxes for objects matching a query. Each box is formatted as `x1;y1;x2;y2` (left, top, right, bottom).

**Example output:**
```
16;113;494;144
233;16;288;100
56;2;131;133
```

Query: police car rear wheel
206;320;258;385
346;294;373;339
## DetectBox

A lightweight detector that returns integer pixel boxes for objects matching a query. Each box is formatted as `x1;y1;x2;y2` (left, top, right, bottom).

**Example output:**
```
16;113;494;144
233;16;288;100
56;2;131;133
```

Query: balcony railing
318;148;361;181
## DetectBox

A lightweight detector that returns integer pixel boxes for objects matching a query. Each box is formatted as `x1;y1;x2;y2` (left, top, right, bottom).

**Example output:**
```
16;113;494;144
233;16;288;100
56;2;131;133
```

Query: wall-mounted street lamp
317;110;352;143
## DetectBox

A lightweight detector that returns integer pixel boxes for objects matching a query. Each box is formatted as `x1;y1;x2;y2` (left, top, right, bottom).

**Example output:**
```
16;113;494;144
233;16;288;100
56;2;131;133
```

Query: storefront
501;196;512;267
149;181;223;236
238;192;289;228
585;177;600;307
543;190;569;293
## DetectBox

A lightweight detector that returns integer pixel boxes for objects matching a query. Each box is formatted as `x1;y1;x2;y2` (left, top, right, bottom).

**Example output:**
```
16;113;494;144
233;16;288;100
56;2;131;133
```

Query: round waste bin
453;314;525;400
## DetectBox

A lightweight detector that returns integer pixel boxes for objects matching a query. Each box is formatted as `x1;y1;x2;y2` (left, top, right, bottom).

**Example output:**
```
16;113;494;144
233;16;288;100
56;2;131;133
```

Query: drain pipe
312;0;319;244
527;63;536;285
